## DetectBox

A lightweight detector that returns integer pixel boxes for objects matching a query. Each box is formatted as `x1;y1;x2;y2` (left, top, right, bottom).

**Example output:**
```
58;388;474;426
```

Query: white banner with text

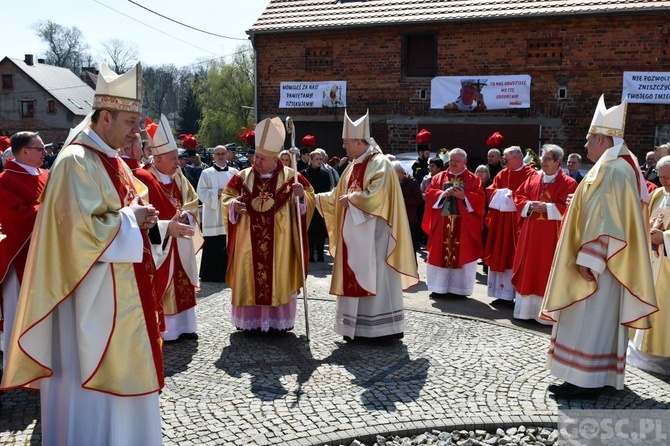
279;81;347;108
622;72;670;104
431;75;531;111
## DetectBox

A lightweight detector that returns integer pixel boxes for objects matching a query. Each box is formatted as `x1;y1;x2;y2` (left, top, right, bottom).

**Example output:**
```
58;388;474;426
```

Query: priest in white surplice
541;95;657;399
315;110;418;341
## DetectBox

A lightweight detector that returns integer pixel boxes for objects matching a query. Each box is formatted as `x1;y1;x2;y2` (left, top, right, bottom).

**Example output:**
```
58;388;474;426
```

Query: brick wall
254;11;670;159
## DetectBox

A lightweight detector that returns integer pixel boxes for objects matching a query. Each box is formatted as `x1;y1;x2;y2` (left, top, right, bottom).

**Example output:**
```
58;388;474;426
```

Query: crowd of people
0;61;667;443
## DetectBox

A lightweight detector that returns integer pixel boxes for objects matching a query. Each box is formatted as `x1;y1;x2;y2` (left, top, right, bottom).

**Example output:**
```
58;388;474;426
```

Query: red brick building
248;0;670;165
0;55;94;144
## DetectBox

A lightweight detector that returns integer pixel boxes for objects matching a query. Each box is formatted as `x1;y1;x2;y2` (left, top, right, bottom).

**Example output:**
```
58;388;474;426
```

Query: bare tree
101;39;139;74
32;20;90;73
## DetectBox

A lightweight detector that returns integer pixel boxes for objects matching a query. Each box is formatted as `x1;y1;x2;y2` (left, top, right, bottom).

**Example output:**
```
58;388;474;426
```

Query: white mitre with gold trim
342;109;370;141
589;94;627;138
93;62;142;114
146;114;178;155
255;117;286;157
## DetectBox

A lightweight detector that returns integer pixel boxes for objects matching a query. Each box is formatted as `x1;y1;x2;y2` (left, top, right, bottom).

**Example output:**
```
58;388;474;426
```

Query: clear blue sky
4;0;270;68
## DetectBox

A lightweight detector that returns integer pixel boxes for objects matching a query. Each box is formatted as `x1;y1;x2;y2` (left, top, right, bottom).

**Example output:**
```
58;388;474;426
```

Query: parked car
393;152;436;176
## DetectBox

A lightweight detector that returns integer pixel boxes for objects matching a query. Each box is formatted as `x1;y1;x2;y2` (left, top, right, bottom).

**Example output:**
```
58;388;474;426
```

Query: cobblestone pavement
2;255;670;445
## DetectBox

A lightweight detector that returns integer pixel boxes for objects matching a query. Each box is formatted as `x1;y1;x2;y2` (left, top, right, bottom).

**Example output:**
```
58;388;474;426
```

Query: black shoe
309;256;316;262
179;332;199;340
429;292;448;298
317;255;324;262
548;382;601;399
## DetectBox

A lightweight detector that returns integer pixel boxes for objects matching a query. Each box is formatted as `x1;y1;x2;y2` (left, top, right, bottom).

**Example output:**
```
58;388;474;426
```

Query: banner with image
279;81;347;108
622;72;670;104
431;75;531;111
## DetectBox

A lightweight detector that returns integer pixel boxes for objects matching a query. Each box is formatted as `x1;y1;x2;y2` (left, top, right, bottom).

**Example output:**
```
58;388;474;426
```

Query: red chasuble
511;170;577;297
422;169;485;268
134;167;196;315
483;164;537;272
0;161;49;329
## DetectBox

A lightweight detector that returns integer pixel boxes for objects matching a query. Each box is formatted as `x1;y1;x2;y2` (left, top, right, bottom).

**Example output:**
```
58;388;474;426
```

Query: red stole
341;157;375;297
511;170;577;296
121;157;142;172
422;169;485;268
133;168;196;314
87;147;164;389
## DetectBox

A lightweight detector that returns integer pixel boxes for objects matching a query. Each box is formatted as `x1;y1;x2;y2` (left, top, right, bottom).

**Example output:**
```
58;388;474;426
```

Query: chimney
24;54;34;66
37;58;45;64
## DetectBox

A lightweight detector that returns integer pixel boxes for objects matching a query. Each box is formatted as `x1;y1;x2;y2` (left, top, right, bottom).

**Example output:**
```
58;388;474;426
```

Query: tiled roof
248;0;670;34
7;57;94;116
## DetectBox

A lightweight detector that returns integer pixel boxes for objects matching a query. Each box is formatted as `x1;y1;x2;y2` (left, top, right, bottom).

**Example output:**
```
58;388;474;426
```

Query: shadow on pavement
215;331;319;402
324;341;429;412
163;339;199;378
0;389;41;443
551;385;670;410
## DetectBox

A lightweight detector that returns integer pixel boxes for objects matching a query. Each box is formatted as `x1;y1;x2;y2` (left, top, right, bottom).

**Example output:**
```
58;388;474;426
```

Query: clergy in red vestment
134;114;203;342
511;144;577;323
483;146;537;301
422;148;485;297
0;131;49;368
120;132;143;172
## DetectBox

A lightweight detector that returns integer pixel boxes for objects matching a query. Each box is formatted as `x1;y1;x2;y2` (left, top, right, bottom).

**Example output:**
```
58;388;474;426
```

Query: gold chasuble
222;162;315;307
541;143;657;328
1;132;163;396
316;149;418;296
634;187;670;356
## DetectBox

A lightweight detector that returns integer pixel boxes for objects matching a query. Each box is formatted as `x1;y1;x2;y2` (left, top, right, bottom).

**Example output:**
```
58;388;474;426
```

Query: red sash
341;157;375;297
84;145;164;389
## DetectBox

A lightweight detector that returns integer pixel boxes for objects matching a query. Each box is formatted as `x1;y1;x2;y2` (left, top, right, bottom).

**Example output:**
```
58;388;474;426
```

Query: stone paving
2;258;670;445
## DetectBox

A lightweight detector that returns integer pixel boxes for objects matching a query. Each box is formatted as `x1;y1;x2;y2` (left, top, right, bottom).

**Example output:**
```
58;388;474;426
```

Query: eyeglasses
213;152;227;156
24;146;46;151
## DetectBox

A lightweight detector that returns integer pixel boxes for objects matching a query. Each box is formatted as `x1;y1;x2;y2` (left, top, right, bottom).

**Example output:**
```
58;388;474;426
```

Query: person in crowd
0;136;10;173
483;146;537;303
627;154;670;374
134;114;202;342
222;117;315;333
566;153;584;183
640;150;656;175
42;143;57;169
335;155;350;176
197;145;238;282
474;164;492;274
185;151;207;190
315;148;340;188
645;144;670;188
0;62;183;445
297;135;314;171
422;148;485;298
141;137;153;165
511;144;577;324
223;143;242;169
412;129;431;183
245;149;256;168
420;157;444;196
486;148;503;179
542;95;657;399
0;131;49;368
120;132;143;172
315;110;418;341
391;161;423;253
279;149;291;167
301;150;332;262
